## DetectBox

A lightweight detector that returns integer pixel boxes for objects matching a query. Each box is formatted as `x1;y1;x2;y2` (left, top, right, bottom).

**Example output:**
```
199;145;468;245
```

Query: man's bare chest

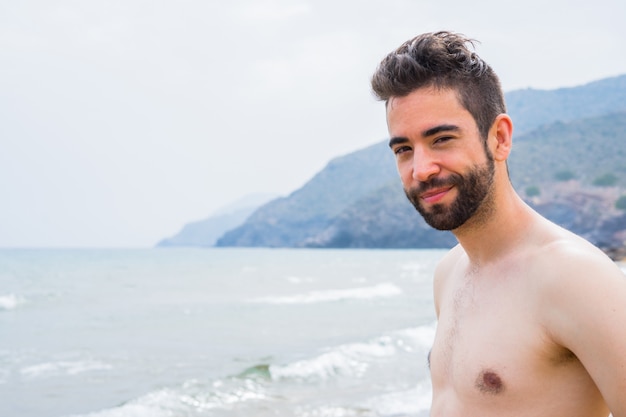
430;275;579;403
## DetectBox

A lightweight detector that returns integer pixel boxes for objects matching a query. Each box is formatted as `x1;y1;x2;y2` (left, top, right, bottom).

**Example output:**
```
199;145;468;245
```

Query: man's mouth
420;186;453;204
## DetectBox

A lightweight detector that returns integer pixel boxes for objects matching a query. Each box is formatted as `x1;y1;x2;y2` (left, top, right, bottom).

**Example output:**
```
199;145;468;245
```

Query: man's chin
415;205;449;230
417;204;468;231
423;217;457;231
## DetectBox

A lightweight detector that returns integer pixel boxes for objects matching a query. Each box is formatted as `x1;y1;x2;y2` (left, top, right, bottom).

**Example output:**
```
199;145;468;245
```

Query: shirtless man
370;31;626;416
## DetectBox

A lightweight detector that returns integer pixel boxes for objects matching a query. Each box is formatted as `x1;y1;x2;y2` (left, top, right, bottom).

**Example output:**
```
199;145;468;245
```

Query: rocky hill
215;141;398;247
505;74;626;136
215;75;626;257
157;193;276;247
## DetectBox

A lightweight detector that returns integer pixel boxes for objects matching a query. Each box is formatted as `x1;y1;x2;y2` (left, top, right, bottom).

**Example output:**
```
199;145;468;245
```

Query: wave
21;359;112;379
286;275;315;284
252;283;403;304
65;324;436;417
269;339;394;381
67;378;270;417
236;324;436;383
68;380;433;417
284;382;432;417
363;383;432;416
393;325;437;352
0;293;24;311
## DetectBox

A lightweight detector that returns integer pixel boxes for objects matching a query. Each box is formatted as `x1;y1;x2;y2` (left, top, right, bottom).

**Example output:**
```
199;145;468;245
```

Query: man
370;31;626;416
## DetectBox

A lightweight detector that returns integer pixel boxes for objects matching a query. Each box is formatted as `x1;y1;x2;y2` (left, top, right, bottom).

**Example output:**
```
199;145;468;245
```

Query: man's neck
453;187;533;267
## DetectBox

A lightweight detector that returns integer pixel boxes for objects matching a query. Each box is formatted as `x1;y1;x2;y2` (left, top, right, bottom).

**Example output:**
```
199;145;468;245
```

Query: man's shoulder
529;231;625;310
535;231;616;277
433;244;465;314
435;244;465;277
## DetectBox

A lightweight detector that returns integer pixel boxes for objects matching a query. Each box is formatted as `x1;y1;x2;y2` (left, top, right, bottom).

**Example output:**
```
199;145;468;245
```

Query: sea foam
364;382;432;416
253;283;402;304
0;294;24;311
20;360;112;379
68;379;269;417
269;324;434;382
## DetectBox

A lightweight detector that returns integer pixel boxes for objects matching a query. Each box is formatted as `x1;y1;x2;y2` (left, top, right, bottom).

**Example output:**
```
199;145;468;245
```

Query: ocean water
0;248;446;417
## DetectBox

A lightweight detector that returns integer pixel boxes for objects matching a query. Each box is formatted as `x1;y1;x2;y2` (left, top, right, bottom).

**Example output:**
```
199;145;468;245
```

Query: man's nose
412;148;440;182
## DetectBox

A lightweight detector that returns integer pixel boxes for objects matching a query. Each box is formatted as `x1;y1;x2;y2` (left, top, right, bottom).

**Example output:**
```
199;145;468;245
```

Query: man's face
404;156;494;230
386;87;495;231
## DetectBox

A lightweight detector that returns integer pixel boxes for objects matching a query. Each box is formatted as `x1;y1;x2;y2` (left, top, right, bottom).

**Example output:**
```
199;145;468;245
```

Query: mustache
406;175;461;196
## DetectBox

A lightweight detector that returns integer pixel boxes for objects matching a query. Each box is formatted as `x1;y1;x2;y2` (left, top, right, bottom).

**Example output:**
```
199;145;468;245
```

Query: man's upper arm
543;248;626;416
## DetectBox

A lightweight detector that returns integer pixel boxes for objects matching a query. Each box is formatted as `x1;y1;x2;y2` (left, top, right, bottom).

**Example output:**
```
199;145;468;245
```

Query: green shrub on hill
593;173;618;187
525;186;541;197
555;170;575;181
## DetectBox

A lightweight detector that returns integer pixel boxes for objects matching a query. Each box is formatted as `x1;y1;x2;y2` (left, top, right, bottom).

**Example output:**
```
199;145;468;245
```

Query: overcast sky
2;0;626;248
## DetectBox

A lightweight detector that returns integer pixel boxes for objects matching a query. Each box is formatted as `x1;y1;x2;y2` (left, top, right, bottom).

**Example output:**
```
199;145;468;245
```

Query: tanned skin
387;86;626;417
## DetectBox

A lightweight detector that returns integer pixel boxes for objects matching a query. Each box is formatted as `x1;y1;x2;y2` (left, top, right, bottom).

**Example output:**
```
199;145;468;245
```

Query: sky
2;0;626;248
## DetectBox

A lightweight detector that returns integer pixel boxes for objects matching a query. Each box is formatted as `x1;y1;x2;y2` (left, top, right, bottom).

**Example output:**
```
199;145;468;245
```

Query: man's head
373;32;512;231
371;31;505;141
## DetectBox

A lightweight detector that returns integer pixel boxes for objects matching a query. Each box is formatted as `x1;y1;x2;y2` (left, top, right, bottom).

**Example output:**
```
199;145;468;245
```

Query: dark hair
371;31;506;140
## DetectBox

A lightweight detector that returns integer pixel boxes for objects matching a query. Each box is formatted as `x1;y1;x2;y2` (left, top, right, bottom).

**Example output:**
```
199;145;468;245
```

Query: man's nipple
475;369;505;394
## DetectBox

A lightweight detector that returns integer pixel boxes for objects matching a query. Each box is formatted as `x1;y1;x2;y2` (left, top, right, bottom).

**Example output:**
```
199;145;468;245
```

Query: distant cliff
215;140;398;247
214;75;626;256
157;193;276;247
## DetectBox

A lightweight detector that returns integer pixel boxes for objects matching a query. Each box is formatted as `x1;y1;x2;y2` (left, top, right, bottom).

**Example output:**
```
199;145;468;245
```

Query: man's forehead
386;96;398;110
385;88;480;139
386;88;464;121
386;94;413;112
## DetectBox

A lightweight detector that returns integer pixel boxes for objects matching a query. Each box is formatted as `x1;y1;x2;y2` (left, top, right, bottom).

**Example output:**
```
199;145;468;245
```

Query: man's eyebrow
388;136;408;148
423;124;460;137
388;124;461;149
422;125;461;138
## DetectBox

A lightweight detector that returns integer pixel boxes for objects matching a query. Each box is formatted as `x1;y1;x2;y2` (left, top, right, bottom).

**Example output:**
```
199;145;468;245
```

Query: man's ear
490;114;513;162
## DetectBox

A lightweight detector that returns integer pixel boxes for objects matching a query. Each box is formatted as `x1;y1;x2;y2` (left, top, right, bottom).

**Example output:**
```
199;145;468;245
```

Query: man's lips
420;186;453;204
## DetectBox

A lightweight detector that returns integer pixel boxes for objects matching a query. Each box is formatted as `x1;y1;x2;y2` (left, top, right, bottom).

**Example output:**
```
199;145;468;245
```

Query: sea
0;248;448;417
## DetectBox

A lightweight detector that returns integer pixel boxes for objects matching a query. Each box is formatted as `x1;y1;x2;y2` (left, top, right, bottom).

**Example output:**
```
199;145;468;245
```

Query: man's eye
434;136;453;144
393;146;411;155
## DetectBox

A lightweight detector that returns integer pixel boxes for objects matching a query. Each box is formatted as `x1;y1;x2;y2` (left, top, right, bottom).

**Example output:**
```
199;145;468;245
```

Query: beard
404;154;495;231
